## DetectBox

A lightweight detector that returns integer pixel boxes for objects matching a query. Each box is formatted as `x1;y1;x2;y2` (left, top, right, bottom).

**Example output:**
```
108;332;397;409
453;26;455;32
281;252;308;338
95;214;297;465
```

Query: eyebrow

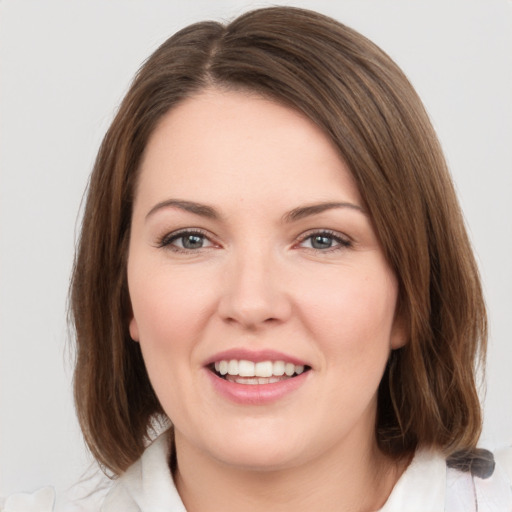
145;199;366;223
145;199;220;221
282;202;367;223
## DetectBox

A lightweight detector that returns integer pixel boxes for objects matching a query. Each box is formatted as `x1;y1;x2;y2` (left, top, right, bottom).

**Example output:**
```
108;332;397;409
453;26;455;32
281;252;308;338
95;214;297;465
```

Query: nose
217;246;292;329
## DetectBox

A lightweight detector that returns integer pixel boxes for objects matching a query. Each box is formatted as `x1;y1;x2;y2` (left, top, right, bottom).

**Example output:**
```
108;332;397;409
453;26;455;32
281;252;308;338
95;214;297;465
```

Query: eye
159;229;215;252
298;230;351;251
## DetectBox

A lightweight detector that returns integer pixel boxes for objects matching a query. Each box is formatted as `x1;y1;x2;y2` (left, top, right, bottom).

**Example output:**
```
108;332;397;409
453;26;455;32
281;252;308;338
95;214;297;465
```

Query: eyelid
157;227;218;252
295;229;352;250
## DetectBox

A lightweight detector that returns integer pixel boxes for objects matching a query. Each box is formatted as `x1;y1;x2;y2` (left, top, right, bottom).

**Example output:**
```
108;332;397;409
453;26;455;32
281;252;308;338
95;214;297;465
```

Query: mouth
208;359;312;385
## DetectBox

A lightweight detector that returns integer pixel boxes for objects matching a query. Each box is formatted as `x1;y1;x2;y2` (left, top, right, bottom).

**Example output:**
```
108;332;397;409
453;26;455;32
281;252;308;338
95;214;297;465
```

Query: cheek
129;263;216;347
128;267;216;420
297;268;398;423
298;265;398;362
127;261;224;416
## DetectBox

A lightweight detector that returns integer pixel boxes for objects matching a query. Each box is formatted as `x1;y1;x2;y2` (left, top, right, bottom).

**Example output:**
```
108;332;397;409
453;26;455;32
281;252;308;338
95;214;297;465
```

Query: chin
217;447;303;472
203;429;309;472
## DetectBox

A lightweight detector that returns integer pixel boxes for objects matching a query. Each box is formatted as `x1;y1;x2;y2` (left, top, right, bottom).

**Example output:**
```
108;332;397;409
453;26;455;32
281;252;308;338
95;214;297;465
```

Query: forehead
135;88;362;212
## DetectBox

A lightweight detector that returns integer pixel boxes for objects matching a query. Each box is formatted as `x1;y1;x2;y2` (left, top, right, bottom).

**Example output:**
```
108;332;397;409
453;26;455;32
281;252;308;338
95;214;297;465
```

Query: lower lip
205;369;310;405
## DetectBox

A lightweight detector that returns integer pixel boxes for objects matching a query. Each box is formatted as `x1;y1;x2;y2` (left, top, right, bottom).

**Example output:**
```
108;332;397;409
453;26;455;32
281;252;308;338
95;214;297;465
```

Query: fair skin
128;88;407;512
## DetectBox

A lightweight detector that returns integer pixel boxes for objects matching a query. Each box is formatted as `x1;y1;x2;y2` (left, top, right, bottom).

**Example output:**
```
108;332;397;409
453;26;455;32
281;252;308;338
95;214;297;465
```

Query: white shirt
3;431;512;511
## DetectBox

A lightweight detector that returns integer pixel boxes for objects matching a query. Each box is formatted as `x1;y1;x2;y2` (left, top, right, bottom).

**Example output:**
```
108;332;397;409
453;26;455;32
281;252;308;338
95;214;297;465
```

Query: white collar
380;448;446;511
103;432;185;512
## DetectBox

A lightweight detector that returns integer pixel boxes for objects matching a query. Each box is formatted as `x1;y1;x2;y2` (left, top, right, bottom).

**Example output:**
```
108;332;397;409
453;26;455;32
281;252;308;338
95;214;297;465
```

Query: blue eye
299;231;351;251
310;234;335;249
177;233;206;249
160;230;213;251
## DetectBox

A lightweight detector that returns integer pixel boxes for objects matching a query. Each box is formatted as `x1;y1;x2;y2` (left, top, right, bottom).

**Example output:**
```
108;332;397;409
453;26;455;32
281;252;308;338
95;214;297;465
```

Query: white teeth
284;362;295;376
238;360;255;377
226;376;290;385
219;360;228;375
255;361;273;377
273;360;285;376
227;360;238;375
213;359;307;379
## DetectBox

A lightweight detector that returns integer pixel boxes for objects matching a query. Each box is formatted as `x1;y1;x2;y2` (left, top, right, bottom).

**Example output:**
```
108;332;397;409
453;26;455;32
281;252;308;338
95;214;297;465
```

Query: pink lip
203;348;308;367
204;368;310;405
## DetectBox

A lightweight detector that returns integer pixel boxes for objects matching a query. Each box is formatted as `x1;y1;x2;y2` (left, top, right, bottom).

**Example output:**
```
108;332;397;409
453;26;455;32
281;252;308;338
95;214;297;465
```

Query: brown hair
71;6;487;475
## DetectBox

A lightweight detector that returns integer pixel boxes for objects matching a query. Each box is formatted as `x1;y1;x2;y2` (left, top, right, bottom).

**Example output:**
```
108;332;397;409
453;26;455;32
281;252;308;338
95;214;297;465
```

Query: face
127;89;405;471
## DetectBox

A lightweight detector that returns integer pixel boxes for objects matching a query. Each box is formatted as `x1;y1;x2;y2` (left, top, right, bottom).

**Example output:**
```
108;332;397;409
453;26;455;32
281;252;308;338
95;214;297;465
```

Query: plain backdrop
1;0;511;497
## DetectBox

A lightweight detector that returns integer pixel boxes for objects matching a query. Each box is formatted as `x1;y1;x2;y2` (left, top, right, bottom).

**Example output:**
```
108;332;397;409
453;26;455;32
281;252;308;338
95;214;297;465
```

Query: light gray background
1;0;511;497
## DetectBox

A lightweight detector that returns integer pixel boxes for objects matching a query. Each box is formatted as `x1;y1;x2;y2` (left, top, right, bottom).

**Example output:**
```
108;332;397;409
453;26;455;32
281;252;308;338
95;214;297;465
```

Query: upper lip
204;348;309;367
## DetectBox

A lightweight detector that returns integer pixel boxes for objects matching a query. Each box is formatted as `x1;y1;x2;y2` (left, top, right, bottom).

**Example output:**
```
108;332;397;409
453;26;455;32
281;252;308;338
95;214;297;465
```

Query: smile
204;350;312;404
212;359;308;385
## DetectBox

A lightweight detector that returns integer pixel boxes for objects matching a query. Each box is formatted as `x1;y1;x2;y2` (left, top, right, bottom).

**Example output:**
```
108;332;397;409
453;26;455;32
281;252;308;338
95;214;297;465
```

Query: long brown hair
71;6;487;475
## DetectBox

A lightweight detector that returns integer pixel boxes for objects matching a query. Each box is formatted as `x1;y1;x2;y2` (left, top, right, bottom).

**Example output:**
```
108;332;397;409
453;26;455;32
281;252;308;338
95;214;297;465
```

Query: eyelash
296;230;352;252
157;228;214;253
157;229;352;254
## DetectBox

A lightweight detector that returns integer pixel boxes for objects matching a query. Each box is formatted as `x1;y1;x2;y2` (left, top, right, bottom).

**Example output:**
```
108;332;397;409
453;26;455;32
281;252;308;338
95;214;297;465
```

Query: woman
3;6;511;512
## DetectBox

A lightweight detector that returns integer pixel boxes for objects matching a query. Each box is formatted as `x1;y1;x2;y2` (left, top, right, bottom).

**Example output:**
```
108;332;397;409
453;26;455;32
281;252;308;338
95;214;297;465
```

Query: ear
129;316;140;342
390;312;407;350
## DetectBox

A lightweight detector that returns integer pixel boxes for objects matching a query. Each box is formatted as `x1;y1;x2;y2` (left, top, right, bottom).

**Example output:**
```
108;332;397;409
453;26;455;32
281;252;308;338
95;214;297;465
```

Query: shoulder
1;468;113;512
495;446;512;483
1;431;181;512
381;446;512;512
1;487;55;512
470;446;512;511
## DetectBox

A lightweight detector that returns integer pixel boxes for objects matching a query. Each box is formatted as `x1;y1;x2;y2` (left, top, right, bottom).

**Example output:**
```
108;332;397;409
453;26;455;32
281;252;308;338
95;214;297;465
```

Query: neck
173;430;406;512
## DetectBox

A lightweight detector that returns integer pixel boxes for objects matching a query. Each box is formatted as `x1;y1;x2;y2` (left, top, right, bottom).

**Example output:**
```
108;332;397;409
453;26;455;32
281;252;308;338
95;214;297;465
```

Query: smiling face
127;89;405;472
